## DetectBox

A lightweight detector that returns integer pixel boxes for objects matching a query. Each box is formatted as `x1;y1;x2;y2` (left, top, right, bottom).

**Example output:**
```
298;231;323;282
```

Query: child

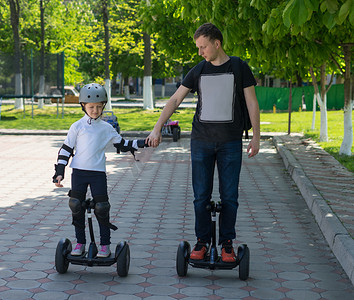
53;83;147;258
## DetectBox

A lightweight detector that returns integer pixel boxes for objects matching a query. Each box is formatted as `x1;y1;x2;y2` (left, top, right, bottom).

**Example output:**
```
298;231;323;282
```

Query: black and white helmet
79;83;107;103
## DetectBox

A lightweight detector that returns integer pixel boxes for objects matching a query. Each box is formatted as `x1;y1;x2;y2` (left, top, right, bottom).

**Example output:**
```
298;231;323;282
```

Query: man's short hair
194;23;223;45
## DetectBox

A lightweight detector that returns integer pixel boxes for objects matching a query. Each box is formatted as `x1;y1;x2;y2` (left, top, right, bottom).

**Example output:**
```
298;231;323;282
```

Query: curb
272;135;354;286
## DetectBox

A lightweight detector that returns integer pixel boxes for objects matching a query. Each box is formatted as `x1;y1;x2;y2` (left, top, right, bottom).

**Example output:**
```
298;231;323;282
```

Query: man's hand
147;85;189;148
146;128;162;148
247;137;260;158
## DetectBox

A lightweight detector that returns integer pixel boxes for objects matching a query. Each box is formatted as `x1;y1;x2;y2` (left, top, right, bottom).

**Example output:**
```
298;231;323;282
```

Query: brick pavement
273;134;354;286
0;135;353;299
274;135;354;238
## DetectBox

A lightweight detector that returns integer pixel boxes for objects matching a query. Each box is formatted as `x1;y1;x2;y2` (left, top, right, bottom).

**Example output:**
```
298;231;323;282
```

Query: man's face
195;35;219;62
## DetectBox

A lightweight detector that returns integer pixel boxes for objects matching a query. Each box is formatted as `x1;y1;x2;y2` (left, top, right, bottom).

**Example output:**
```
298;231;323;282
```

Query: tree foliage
139;0;196;64
1;0;352;87
139;0;353;153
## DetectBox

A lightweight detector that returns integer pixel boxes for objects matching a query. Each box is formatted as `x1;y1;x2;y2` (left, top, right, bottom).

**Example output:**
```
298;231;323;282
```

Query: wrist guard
137;139;148;148
52;164;65;183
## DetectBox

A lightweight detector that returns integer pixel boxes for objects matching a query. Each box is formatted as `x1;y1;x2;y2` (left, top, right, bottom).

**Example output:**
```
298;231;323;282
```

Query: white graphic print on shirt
199;73;235;123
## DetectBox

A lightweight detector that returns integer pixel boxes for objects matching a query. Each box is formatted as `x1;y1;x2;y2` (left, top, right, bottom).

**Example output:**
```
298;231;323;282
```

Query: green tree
0;0;13;53
139;0;199;66
109;0;144;99
250;1;336;141
109;0;185;102
8;0;23;109
3;0;101;86
170;0;353;154
279;0;353;154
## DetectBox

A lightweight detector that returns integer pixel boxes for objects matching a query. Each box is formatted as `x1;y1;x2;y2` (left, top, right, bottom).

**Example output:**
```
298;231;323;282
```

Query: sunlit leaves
320;0;339;13
283;0;314;27
1;0;352;85
338;0;354;25
284;0;352;28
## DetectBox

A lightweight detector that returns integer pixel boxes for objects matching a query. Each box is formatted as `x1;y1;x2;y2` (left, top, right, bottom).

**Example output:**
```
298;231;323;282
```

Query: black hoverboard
55;198;130;277
176;201;250;280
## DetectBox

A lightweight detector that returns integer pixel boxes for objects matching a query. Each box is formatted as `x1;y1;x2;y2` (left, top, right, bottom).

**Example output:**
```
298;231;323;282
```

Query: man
147;23;260;262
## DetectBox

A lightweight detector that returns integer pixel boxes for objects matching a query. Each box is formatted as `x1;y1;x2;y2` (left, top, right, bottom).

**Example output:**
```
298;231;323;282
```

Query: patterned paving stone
0;136;353;299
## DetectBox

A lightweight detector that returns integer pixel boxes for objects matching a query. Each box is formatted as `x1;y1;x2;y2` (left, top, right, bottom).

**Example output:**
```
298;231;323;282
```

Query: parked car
50;86;80;104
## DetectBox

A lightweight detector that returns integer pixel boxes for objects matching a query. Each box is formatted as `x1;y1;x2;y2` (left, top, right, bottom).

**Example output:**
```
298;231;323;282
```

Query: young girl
53;83;146;258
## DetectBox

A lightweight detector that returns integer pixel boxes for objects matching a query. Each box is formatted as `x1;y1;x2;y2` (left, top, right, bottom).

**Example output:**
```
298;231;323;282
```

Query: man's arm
147;85;191;147
244;85;260;157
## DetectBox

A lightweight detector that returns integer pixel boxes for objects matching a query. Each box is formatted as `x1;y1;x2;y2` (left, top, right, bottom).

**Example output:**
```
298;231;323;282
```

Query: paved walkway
0;134;353;300
272;134;354;286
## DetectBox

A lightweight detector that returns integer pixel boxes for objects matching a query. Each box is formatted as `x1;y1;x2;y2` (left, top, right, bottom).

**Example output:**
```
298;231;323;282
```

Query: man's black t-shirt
182;57;256;142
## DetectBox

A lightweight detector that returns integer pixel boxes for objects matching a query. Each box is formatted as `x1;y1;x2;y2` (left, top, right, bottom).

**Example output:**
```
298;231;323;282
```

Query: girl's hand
55;175;63;187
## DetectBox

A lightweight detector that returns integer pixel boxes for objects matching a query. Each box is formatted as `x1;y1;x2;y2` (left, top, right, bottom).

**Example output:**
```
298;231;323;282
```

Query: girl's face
84;102;104;119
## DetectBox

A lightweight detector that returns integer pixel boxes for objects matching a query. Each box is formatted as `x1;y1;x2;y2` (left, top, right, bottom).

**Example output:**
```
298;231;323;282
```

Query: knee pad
69;198;83;216
94;201;111;219
68;190;85;216
68;190;86;228
93;195;117;231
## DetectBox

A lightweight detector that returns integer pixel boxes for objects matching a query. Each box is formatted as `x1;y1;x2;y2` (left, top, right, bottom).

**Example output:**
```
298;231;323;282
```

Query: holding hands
146;128;162;148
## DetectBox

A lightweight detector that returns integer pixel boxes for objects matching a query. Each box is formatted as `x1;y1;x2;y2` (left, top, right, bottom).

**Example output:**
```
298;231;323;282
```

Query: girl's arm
113;138;148;158
52;143;74;183
52;125;77;184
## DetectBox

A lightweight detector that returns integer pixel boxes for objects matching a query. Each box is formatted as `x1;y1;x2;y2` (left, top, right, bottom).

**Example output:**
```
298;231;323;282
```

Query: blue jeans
191;139;242;244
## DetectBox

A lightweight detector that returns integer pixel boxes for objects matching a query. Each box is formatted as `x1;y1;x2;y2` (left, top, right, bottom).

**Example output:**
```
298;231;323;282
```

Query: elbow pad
57;143;74;165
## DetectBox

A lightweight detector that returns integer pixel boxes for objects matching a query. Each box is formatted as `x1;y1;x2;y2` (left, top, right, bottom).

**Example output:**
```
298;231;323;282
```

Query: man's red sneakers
190;239;208;260
221;240;236;263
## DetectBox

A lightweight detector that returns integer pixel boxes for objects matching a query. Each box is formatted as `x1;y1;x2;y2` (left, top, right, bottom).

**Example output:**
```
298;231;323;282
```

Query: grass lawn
0;104;353;172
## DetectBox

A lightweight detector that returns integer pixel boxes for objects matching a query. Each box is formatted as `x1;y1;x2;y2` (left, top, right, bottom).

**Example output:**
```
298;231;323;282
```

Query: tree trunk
123;76;130;100
339;45;353;156
15;73;23;108
38;75;45;109
319;93;328;142
143;32;153;109
296;71;302;87
287;80;292;135
104;79;111;110
38;0;45;109
309;65;328;142
9;0;23;109
152;79;155;99
319;64;328;142
161;78;165;98
311;94;316;130
102;0;112;110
